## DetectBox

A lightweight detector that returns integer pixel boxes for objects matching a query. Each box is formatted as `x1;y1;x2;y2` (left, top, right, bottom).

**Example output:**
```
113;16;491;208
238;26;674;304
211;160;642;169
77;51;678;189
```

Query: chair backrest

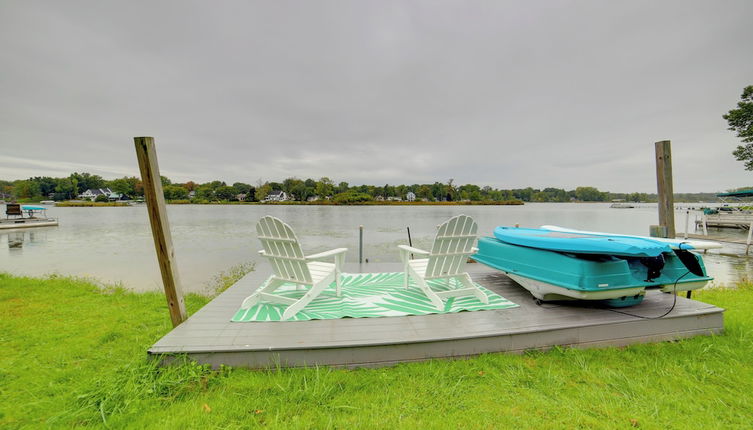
425;214;478;278
256;216;313;284
6;204;22;216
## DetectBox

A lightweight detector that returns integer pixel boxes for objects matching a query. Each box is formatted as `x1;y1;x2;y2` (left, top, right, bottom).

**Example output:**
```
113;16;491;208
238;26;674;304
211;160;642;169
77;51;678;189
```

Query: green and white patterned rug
231;272;518;322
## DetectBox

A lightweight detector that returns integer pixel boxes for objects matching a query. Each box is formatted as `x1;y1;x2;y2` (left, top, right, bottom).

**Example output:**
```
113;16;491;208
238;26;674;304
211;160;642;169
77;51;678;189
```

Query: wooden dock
685;233;750;245
149;263;724;369
695;213;753;230
0;218;58;230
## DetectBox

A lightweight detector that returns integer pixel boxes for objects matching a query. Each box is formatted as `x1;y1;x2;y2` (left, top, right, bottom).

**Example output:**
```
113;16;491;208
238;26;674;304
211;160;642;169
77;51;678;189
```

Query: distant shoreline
44;200;525;207
54;201;130;207
166;200;525;206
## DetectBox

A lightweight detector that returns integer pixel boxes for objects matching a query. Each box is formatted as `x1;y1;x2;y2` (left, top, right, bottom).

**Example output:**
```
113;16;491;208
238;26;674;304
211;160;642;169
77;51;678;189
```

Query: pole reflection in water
8;232;24;249
3;230;48;250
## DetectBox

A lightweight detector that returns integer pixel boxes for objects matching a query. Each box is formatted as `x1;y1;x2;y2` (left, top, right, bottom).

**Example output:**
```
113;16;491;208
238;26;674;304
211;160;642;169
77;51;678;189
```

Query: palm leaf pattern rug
232;272;518;322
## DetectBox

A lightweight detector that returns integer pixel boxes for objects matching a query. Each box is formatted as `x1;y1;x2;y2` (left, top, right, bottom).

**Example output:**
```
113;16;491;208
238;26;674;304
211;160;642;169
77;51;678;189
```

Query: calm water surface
1;203;750;292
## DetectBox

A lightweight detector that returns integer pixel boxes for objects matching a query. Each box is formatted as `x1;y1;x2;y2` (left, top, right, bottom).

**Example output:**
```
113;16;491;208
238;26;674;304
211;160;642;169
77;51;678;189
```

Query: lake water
1;203;751;293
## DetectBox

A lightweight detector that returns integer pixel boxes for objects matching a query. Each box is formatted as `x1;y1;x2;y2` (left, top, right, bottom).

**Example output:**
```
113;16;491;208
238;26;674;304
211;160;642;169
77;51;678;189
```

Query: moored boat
1;204;59;230
471;226;713;307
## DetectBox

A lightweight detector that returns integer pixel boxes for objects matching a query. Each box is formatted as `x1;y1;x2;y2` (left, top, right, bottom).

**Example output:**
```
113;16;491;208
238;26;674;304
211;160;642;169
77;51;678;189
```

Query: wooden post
747;221;753;255
358;225;364;264
134;137;187;327
655;140;675;238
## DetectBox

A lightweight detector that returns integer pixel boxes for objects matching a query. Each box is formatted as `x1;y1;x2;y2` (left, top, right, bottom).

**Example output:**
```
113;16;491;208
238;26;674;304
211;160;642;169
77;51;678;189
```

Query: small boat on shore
472;226;712;307
1;204;59;230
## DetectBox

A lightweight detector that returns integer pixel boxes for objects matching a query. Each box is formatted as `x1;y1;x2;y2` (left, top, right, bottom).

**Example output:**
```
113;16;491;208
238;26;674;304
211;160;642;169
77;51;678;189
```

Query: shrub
332;191;373;204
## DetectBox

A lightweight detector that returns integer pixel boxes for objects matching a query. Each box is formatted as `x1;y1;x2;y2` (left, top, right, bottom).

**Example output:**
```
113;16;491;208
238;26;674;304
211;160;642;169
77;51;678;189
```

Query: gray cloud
1;0;752;192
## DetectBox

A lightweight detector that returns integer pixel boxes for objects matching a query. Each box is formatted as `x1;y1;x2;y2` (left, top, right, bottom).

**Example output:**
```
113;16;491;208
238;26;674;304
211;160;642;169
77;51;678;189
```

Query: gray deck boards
149;263;724;368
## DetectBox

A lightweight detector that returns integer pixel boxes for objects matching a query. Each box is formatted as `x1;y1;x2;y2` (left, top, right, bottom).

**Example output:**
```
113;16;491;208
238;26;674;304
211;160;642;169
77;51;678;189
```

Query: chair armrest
305;248;348;261
471;247;479;253
398;244;430;256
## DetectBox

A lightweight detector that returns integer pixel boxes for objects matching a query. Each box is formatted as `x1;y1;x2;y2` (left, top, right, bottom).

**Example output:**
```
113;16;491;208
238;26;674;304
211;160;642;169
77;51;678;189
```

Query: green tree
195;184;215;200
332;191;372;204
291;182;313;201
282;178;303;195
214;186;236;201
54;178;75;200
94;194;109;202
108;177;139;197
417;185;432;200
574;186;606;201
69;172;105;193
724;85;753;170
231;182;252;195
315;177;334;199
13;180;41;199
163;185;189;200
30;177;57;198
255;183;272;201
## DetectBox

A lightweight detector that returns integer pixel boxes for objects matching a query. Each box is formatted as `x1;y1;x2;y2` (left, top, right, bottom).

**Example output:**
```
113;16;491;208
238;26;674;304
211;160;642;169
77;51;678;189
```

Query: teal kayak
494;226;672;257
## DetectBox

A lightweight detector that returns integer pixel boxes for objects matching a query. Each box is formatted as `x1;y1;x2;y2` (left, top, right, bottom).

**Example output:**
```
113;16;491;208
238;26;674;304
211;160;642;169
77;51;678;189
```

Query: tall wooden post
134;137;187;327
655;140;675;238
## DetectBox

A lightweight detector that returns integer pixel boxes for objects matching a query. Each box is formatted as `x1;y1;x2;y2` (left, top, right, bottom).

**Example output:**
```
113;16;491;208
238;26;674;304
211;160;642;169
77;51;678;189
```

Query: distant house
387;196;402;202
375;195;385;201
236;193;248;202
264;190;289;202
188;190;196;199
79;188;114;201
406;192;416;202
307;195;320;202
78;188;124;201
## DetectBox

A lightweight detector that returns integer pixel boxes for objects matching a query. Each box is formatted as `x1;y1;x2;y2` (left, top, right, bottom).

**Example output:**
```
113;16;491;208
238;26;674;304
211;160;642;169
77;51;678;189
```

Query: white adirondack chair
398;214;488;310
240;216;347;320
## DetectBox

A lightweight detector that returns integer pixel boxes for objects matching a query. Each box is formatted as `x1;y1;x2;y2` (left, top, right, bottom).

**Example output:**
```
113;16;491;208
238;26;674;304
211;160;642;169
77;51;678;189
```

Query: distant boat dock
1;204;59;230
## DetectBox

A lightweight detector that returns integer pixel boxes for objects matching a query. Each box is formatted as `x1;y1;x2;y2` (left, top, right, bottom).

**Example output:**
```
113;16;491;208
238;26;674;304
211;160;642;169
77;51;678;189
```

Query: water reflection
2;230;48;250
8;232;24;249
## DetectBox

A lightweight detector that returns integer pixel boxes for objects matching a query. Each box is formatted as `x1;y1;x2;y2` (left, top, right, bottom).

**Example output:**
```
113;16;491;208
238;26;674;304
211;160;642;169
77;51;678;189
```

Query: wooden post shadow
134;136;187;327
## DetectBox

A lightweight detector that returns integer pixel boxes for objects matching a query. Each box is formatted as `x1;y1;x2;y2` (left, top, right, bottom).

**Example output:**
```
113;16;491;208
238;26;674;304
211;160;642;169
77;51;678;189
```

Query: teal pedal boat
471;227;713;307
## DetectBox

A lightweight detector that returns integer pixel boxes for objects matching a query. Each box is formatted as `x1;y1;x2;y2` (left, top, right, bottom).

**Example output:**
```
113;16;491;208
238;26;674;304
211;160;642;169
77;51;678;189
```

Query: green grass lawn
1;273;752;429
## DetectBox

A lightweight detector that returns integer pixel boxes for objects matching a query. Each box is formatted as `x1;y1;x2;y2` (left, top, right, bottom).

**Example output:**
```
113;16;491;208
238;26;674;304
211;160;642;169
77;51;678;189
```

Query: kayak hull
472;237;712;305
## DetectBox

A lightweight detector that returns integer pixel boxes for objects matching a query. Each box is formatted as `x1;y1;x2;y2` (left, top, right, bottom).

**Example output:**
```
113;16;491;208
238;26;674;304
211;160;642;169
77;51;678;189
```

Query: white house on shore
264;190;290;202
406;192;416;202
78;188;122;201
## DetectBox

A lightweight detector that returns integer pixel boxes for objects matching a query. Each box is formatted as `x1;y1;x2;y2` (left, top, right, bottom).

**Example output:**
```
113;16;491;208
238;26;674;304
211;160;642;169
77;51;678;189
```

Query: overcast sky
1;1;752;192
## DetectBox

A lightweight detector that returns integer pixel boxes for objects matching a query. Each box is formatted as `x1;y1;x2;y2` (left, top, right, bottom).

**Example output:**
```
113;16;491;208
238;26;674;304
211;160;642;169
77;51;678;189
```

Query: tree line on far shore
0;173;723;204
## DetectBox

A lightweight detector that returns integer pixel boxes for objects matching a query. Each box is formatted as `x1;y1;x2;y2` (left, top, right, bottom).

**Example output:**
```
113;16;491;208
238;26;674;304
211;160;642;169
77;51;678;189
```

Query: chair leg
415;276;445;310
282;279;330;320
460;273;488;304
241;277;283;309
